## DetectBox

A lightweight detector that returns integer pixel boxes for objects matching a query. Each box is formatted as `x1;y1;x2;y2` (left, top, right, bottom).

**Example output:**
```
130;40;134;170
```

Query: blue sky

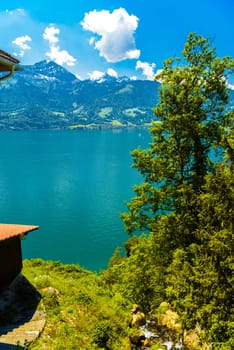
1;0;234;81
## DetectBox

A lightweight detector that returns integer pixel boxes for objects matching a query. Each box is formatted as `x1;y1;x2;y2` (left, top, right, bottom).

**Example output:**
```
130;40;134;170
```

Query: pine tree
122;32;234;237
120;33;234;347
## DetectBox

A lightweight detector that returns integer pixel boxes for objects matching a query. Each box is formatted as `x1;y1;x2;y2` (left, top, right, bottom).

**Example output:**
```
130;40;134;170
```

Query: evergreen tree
122;32;234;236
166;163;234;348
119;33;234;347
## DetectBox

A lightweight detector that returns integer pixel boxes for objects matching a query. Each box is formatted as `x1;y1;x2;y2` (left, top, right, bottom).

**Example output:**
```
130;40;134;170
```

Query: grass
22;259;132;349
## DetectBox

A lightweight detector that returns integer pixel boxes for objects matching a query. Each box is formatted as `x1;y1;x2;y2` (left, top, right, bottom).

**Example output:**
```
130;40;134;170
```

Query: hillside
0;61;160;130
0;259;179;349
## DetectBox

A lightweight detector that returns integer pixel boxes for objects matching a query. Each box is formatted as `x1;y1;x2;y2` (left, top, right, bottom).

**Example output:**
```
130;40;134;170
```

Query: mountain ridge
0;60;159;130
0;60;233;130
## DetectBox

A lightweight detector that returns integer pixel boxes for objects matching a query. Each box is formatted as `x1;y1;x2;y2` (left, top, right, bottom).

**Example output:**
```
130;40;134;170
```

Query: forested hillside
0;60;159;129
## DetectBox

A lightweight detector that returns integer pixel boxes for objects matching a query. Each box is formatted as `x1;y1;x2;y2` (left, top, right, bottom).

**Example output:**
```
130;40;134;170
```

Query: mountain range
0;60;160;130
0;60;233;130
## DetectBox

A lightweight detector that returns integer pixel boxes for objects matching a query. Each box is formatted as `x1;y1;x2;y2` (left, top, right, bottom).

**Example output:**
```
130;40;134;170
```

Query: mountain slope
0;61;160;130
1;60;233;130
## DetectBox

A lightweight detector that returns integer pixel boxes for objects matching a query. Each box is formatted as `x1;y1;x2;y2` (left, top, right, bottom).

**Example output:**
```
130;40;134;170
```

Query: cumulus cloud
88;70;105;80
43;25;76;67
43;25;59;45
88;68;118;80
12;35;32;57
136;60;156;80
81;8;140;63
107;68;118;78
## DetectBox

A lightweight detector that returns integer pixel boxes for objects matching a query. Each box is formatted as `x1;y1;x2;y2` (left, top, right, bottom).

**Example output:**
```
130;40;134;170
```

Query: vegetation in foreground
22;259;132;350
21;33;233;349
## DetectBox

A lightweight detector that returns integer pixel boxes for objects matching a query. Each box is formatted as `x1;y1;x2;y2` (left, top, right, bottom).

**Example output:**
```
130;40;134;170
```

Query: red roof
0;224;39;241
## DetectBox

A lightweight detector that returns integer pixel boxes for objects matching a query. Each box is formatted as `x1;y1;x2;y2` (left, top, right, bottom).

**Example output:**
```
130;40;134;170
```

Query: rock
129;332;146;347
41;287;59;295
130;304;146;328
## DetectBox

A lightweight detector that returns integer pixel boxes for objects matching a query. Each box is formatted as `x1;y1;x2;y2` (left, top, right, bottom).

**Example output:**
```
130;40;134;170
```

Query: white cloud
5;8;26;16
154;68;163;83
46;45;77;67
88;68;118;80
226;77;234;90
107;68;118;78
12;35;32;57
136;60;156;80
43;25;59;45
12;35;32;50
0;9;45;64
88;70;105;80
81;8;140;63
75;73;82;80
43;25;76;67
221;76;234;90
89;37;95;45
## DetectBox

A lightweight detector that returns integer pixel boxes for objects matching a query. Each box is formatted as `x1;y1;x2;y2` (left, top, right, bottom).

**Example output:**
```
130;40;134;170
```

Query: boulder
130;304;146;328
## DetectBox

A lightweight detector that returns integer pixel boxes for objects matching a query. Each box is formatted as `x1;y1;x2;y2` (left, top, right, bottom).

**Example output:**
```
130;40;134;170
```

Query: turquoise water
0;129;150;271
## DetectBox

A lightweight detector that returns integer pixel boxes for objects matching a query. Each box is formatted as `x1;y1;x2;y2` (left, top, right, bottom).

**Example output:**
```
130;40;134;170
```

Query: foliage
118;32;234;348
103;235;166;311
22;259;130;350
122;32;234;234
166;164;234;344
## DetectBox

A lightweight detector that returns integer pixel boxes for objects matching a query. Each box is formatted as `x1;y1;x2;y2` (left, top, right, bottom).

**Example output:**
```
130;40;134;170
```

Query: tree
122;32;234;236
166;163;234;348
105;235;166;311
120;32;234;347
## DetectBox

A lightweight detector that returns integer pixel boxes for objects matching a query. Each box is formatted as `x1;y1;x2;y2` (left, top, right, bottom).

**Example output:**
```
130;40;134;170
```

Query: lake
0;129;150;271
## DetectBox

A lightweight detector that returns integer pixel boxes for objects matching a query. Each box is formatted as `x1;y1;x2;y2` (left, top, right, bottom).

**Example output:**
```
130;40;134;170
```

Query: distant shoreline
68;123;152;130
0;124;152;131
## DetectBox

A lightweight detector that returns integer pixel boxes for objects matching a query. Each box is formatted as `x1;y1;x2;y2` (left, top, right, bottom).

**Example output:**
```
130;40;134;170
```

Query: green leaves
123;32;234;232
120;32;234;347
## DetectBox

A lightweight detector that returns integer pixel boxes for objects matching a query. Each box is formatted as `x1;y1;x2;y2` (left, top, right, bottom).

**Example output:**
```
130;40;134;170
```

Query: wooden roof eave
0;57;23;81
0;224;39;241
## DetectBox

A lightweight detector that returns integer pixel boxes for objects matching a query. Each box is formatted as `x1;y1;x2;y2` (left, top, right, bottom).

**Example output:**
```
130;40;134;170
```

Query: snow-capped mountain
0;60;159;129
